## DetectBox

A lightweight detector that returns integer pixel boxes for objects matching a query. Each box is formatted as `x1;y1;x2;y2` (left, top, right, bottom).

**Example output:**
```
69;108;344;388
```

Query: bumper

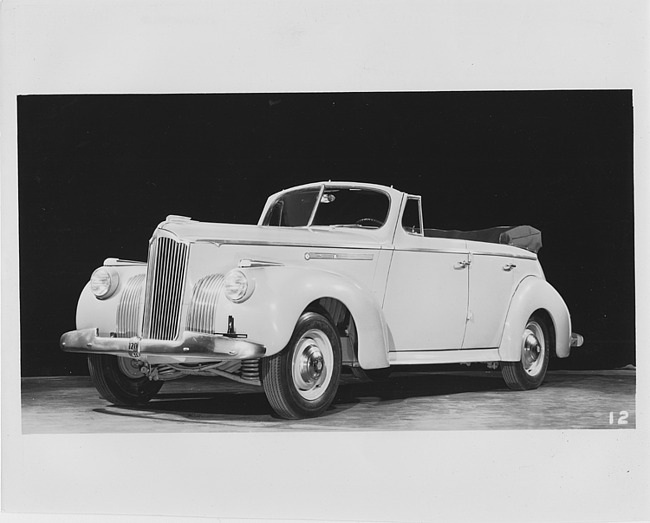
570;332;584;348
60;328;266;361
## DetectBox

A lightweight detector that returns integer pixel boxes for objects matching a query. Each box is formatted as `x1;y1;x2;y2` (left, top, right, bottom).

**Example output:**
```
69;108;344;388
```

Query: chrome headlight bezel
223;269;255;303
90;267;120;300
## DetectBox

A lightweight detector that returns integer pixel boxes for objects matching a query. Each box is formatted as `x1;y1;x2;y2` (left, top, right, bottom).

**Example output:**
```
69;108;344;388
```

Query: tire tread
261;355;299;419
501;313;550;391
88;354;162;405
261;312;341;419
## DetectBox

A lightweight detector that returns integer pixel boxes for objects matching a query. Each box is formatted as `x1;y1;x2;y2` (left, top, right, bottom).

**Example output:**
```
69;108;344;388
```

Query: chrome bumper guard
570;332;584;348
60;328;266;360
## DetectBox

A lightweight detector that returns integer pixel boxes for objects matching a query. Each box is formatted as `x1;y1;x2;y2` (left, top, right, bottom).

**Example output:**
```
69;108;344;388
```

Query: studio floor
21;368;636;433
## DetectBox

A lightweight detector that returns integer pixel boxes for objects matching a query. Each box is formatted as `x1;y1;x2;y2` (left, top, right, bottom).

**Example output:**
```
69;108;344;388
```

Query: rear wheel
501;314;550;390
88;354;163;405
261;312;341;419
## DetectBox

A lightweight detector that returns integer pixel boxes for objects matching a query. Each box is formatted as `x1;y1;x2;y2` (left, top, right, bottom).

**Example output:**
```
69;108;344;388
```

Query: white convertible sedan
61;181;583;419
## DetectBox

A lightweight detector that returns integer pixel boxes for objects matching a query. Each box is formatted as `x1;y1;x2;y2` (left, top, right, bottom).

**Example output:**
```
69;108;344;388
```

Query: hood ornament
165;215;192;222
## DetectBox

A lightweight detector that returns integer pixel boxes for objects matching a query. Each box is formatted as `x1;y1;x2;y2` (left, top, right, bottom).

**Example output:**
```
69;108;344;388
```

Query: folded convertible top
423;225;542;253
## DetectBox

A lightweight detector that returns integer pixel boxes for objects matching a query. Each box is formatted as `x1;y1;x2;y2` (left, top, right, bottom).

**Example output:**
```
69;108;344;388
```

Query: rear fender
499;276;572;361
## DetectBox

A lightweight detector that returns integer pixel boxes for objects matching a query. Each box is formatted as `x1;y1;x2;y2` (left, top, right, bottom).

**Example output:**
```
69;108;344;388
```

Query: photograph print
18;90;635;433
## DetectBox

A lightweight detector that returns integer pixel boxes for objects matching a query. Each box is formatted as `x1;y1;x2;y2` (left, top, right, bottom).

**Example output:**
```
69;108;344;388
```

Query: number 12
609;411;629;425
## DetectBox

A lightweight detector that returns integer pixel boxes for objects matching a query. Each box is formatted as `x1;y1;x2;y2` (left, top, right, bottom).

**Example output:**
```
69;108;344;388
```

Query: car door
461;242;518;349
381;196;469;351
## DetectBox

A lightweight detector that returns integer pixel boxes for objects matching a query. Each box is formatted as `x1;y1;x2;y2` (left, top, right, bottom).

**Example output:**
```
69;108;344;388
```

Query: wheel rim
291;329;334;400
117;357;144;379
521;320;546;377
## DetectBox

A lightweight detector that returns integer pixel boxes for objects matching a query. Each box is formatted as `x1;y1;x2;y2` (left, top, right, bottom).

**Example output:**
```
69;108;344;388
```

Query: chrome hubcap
300;346;325;381
521;321;545;376
292;329;333;400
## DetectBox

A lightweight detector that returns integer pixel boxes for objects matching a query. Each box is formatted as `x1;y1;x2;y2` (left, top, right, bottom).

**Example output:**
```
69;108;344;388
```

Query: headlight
90;267;119;299
223;269;254;303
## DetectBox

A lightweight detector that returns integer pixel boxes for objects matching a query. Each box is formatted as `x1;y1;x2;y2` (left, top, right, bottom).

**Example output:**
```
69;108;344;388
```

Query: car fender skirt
60;328;266;361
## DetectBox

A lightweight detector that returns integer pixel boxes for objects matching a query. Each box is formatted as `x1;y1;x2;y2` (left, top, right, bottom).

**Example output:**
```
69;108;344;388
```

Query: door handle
454;260;470;270
502;263;517;271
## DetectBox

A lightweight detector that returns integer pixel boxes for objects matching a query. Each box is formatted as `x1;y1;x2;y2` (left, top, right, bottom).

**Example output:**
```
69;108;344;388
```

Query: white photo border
1;1;648;522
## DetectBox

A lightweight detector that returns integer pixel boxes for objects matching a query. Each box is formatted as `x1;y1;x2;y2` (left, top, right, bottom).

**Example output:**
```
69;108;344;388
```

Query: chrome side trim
103;258;147;266
304;252;374;261
393;247;468;255
471;251;537;261
238;259;284;268
116;274;146;337
393;247;536;260
186;274;225;334
194;239;382;250
191;239;535;260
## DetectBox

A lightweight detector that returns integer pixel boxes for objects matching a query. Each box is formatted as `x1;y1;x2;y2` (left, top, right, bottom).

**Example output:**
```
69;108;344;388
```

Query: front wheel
88;354;163;405
501;314;550;390
261;312;342;419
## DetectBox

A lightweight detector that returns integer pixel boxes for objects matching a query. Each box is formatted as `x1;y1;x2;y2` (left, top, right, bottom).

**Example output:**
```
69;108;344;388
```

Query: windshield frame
308;184;326;226
262;184;393;229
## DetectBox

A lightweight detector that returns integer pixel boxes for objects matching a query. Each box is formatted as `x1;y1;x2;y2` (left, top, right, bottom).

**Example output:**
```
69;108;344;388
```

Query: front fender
76;264;147;335
223;266;390;368
498;276;572;361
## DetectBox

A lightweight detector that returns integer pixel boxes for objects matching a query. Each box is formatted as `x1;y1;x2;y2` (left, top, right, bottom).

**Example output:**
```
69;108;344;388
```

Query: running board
388;348;501;365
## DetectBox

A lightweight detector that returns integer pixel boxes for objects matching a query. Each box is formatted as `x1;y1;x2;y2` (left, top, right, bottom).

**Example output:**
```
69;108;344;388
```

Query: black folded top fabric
423;225;542;253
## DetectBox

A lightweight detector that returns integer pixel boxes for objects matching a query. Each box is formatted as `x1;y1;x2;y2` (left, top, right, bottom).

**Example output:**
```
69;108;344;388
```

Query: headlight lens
223;269;253;303
90;267;119;299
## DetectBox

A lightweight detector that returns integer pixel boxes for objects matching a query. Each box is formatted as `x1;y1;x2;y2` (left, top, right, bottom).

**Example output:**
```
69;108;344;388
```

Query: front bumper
60;328;266;361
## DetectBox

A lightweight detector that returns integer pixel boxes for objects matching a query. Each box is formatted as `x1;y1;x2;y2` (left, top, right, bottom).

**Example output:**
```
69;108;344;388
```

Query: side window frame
401;195;424;236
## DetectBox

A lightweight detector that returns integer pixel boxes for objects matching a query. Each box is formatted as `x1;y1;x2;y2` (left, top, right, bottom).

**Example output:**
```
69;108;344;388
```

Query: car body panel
498;275;572;361
462;241;542;349
382;240;469;351
76;263;147;336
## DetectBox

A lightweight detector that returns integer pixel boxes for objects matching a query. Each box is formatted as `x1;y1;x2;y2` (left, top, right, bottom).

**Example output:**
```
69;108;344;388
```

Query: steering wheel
355;218;383;228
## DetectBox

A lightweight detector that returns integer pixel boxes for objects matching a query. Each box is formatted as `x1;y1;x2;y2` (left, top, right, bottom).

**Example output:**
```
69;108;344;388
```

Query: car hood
156;218;388;248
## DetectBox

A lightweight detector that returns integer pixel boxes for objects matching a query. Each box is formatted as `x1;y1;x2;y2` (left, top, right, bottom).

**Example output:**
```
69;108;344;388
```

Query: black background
18;91;634;376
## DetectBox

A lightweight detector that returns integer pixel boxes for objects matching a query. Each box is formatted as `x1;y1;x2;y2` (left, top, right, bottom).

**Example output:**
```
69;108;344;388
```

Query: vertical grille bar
143;237;189;340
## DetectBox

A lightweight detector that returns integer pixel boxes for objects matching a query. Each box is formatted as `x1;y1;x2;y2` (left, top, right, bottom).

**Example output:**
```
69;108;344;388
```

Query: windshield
263;186;390;228
263;187;321;227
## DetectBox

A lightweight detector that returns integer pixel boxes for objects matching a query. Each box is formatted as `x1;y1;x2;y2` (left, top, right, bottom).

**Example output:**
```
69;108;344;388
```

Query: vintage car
60;181;583;419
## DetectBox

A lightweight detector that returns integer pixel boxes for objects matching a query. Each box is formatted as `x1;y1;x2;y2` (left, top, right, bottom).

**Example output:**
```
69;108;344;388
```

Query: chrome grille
143;237;189;340
116;274;145;337
187;274;224;334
